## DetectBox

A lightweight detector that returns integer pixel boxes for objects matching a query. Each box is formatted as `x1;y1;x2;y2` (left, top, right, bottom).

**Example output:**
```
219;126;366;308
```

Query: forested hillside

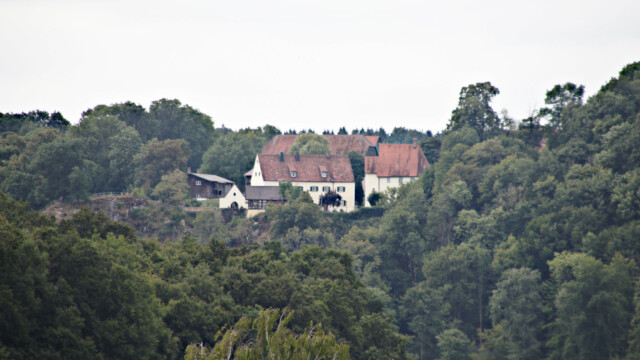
2;62;640;359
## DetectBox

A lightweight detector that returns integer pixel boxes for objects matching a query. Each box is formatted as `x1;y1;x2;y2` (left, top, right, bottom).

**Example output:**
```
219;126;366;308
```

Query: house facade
249;152;356;212
187;172;234;200
364;141;430;206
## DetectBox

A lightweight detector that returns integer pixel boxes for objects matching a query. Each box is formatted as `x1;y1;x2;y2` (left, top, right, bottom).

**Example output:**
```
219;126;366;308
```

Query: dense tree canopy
446;82;502;140
3;62;640;360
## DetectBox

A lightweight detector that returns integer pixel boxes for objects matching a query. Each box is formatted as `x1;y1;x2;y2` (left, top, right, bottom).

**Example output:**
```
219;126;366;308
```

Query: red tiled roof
365;143;430;177
261;135;298;155
258;154;354;182
261;134;376;156
325;135;376;155
365;136;380;145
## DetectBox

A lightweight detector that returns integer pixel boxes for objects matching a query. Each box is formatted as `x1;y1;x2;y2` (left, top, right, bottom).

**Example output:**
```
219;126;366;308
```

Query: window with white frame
337;186;345;192
290;171;297;178
322;186;330;192
321;171;327;178
195;180;201;186
310;186;319;192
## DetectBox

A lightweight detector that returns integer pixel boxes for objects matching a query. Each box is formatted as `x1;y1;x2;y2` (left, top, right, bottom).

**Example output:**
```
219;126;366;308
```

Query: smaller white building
219;184;246;209
364;142;430;206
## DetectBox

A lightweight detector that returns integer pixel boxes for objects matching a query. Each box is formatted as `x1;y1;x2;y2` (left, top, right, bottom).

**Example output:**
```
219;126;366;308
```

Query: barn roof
188;173;234;184
365;143;430;177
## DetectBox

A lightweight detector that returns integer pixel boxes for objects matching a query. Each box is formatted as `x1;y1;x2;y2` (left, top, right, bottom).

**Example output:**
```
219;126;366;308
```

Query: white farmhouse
248;152;356;212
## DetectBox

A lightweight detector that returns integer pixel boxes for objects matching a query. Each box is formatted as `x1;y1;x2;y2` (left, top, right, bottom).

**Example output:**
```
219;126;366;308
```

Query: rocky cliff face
42;195;259;244
43;195;148;222
89;196;148;222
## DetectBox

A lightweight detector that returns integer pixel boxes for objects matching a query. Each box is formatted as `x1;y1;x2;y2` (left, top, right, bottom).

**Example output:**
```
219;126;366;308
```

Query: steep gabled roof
365;144;430;177
188;173;234;184
258;154;354;182
261;134;377;156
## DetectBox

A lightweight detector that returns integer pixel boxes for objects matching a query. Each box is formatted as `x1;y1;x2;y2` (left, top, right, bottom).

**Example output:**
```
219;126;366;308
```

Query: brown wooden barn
187;172;234;200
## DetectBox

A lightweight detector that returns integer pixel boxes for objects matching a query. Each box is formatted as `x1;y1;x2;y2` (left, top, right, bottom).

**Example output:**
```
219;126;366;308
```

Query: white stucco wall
249;156;265;186
220;184;246;209
364;174;418;207
293;181;355;212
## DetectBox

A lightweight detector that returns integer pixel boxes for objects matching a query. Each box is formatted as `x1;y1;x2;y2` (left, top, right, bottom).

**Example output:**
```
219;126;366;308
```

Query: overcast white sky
1;0;639;133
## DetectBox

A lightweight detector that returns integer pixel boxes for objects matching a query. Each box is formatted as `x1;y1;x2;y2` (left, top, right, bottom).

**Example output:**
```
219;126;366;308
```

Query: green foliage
135;138;190;190
278;180;306;202
367;191;383;206
149;99;215;169
538;83;585;130
420;136;442;163
200;131;267;191
28;135;86;203
436;328;474;360
400;282;448;359
184;308;350;360
348;151;365;206
487;268;543;360
595;115;640;173
547;252;635;360
422;243;492;337
385;127;433;144
82;102;156;142
151;169;189;204
266;195;324;239
289;132;331;154
0;192;410;360
5;61;640;360
0;110;70;134
446;82;501;140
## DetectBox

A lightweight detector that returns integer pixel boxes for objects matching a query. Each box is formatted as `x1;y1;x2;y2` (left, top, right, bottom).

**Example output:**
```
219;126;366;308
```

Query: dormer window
288;164;297;178
319;165;328;179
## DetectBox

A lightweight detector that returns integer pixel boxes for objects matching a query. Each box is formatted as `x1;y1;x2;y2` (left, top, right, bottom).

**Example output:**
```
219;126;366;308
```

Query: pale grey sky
1;0;639;133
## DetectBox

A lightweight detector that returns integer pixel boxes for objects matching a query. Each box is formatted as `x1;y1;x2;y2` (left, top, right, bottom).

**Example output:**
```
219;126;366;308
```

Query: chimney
279;152;284;162
413;138;417;149
295;151;300;161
